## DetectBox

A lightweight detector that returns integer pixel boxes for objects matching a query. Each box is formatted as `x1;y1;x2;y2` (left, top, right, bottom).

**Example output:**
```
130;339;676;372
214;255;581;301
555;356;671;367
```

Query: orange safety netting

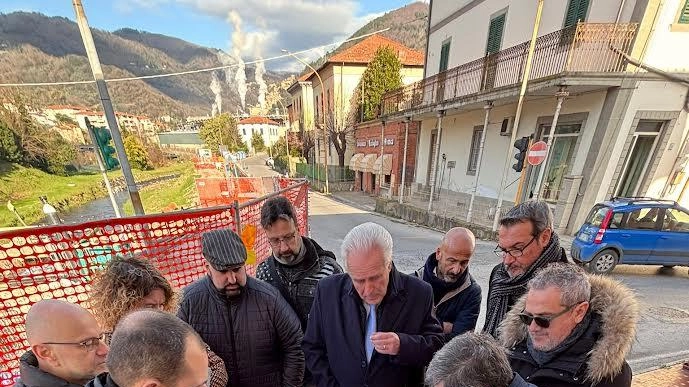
0;181;309;385
196;177;267;208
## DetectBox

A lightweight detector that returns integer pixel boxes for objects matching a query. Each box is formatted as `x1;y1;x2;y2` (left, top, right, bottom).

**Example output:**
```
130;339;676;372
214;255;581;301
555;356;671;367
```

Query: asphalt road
309;192;689;374
244;152;689;373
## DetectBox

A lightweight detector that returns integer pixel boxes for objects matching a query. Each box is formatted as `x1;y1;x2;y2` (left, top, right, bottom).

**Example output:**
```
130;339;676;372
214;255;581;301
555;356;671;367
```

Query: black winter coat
14;351;85;387
302;265;444;387
86;373;118;387
256;236;342;331
177;276;304;387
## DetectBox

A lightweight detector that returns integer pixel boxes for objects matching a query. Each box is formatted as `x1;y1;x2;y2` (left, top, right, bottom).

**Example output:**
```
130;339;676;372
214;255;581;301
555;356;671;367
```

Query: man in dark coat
483;200;569;337
413;227;481;340
256;196;342;331
425;332;536;387
178;229;304;387
303;222;444;387
500;263;636;387
87;310;209;387
15;300;108;387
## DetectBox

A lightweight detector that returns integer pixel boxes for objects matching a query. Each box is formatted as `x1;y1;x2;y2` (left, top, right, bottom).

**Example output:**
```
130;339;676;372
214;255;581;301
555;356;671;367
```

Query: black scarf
422;253;468;304
527;311;592;366
483;233;565;338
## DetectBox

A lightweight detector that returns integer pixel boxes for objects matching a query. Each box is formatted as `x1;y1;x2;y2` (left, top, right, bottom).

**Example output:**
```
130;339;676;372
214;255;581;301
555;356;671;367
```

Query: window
624;207;660;230
662;208;689;232
242;129;246;135
439;40;451;73
564;0;590;28
467;126;483;175
585;205;609;227
486;13;506;55
260;128;264;135
609;212;625;229
679;0;689;24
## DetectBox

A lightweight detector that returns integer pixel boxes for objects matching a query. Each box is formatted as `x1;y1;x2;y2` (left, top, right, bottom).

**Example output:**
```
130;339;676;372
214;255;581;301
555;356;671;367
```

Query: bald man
16;300;108;387
413;227;482;340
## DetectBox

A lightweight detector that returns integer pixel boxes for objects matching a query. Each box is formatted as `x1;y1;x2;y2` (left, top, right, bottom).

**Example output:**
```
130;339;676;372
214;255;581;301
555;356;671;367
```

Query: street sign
527;141;548;166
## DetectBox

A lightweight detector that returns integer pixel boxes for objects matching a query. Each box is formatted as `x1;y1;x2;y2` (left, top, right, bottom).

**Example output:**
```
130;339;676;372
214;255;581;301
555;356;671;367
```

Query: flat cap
201;229;247;271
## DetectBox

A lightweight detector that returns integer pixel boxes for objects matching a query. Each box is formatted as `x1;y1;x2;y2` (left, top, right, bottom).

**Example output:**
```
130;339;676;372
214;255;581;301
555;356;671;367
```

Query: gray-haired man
425;332;536;387
483;200;569;337
178;228;304;387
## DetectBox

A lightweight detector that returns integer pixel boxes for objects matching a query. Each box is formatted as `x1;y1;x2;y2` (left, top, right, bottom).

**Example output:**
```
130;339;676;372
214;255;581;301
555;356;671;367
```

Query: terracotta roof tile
328;34;424;67
238;116;280;126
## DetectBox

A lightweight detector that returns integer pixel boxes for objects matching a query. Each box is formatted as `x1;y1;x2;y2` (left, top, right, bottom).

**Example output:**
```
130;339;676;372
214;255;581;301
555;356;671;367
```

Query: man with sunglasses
256;196;342;331
500;263;635;387
16;300;108;387
483;200;569;338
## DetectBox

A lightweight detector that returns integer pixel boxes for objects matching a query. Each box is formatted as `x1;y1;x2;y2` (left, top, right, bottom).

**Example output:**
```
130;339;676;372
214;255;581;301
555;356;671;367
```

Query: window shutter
680;0;689;23
564;0;590;28
439;42;451;72
486;14;506;55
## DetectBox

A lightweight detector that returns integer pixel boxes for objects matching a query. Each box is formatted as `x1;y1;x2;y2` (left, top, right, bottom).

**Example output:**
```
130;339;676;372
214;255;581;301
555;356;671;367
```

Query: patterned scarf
483;233;565;338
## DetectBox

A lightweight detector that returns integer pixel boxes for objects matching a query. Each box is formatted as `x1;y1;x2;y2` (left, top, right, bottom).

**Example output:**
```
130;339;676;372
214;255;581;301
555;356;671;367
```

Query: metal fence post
233;200;242;233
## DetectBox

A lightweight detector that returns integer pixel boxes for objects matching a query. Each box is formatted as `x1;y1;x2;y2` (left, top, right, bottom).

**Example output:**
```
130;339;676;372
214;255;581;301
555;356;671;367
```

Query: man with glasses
16;299;108;387
483;200;569;338
256;196;342;330
178;228;304;387
499;263;635;387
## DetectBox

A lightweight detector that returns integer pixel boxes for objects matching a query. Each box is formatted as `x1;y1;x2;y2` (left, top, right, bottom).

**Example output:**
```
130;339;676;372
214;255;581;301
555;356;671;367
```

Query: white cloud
119;0;388;69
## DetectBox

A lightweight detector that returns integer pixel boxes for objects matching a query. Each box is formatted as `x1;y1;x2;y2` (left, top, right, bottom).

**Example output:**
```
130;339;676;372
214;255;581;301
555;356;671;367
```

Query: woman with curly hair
89;256;228;387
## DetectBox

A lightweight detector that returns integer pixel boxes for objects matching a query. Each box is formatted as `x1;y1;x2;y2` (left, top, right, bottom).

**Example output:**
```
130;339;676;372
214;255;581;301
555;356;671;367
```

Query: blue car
571;197;689;274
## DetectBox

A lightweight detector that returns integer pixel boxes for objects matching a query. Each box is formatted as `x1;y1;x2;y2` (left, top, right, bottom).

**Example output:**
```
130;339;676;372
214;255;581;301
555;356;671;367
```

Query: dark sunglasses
519;302;582;328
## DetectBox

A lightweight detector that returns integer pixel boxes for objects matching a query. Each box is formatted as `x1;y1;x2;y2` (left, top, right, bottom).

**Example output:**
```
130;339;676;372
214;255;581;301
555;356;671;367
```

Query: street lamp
281;49;329;194
275;98;292;177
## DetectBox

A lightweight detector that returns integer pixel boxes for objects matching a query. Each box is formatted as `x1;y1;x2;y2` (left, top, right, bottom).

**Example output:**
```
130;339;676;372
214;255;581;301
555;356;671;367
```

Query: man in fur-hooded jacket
499;263;637;387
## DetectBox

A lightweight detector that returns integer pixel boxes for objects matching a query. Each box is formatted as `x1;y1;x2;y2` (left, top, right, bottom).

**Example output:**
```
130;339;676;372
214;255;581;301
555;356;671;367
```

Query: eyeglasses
493;235;537;258
518;303;582;328
268;232;297;248
42;333;106;351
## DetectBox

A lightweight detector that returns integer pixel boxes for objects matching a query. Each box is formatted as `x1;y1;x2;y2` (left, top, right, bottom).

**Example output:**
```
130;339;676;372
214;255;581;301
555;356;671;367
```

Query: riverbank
0;160;192;227
123;164;196;215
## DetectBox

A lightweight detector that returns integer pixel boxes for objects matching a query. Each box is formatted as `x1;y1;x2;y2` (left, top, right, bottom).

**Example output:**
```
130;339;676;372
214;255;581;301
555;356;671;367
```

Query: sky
0;0;421;70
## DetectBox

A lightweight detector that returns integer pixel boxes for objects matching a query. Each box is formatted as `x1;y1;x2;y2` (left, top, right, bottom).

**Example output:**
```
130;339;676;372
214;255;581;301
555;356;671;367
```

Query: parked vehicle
571;197;689;274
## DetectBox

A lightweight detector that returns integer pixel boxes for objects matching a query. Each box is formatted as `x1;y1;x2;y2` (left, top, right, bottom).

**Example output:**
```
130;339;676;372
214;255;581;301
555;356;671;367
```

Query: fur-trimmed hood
499;274;639;384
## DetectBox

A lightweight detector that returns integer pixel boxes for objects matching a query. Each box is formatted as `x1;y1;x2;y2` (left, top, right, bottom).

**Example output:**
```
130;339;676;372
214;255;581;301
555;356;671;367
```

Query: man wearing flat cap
178;228;305;387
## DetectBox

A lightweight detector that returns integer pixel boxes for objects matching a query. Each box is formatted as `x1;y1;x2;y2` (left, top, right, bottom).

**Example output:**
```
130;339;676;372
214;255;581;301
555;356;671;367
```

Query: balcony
381;23;638;117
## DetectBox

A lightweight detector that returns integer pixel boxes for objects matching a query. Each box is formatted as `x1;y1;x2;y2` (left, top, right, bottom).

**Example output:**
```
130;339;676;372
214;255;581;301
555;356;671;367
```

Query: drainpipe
492;0;544;231
428;110;445;212
400;116;411;204
534;87;569;200
380;120;386;194
467;102;493;222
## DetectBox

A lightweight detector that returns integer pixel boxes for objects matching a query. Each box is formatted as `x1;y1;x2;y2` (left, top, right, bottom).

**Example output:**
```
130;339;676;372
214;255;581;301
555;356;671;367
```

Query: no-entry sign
527;141;548;166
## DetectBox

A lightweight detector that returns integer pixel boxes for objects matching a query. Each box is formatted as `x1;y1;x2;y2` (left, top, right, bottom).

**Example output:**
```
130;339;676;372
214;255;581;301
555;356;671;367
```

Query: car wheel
588;250;619;275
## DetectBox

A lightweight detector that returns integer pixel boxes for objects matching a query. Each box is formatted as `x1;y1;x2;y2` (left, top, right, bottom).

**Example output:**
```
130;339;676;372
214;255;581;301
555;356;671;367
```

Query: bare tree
324;89;360;167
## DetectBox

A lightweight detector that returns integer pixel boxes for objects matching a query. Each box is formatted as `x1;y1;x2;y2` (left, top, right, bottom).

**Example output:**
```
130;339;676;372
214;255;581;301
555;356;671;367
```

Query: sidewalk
328;191;377;212
632;362;689;386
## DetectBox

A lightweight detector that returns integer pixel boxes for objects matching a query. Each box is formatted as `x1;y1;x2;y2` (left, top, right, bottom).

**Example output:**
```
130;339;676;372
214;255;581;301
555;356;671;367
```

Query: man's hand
370;332;400;355
442;322;453;334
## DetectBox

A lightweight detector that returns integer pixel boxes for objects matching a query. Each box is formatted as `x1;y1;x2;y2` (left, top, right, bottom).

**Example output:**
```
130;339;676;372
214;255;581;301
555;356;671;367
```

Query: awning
348;153;365;171
360;154;378;173
374;154;393;175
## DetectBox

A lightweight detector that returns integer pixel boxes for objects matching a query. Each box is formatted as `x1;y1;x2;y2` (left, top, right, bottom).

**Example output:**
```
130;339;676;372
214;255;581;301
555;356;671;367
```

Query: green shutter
486;14;506;55
564;0;590;28
680;0;689;24
439;41;451;72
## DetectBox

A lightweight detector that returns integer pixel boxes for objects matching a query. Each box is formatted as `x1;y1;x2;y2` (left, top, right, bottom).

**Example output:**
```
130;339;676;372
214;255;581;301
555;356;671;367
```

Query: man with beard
256;196;342;331
413;227;481;340
483;200;569;338
500;263;635;387
178;228;304;387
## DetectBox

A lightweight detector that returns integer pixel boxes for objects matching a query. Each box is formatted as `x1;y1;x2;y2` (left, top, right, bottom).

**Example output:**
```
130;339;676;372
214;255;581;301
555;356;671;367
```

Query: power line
0;27;391;88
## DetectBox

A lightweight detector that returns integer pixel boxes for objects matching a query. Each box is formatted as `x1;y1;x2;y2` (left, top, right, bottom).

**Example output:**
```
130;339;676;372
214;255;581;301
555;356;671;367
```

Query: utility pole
73;0;144;215
492;0;544;231
533;87;569;200
85;118;121;218
467;101;492;222
399;117;411;204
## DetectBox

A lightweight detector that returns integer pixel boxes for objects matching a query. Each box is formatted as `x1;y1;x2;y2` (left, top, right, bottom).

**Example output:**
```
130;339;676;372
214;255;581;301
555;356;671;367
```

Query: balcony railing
381;23;638;117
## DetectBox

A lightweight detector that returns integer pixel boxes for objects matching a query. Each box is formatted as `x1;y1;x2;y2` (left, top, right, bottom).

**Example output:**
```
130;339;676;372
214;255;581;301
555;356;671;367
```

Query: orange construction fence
0;181;309;385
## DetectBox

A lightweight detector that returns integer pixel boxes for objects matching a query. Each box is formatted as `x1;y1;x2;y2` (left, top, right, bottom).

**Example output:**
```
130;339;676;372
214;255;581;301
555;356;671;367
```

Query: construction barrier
195;177;267;208
0;180;309;385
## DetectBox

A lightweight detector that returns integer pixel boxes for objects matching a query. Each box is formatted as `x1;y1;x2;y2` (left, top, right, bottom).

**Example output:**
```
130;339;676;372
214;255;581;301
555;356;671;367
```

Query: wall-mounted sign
356;141;367;147
357;138;396;147
384;138;394;146
368;139;380;147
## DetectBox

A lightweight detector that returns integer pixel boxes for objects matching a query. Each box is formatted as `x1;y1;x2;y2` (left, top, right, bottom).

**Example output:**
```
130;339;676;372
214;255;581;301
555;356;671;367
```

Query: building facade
286;34;425;167
379;0;689;234
237;116;285;153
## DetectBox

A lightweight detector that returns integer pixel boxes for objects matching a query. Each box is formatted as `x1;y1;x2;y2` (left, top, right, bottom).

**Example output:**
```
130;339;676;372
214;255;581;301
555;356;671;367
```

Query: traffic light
94;127;120;170
512;136;530;172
